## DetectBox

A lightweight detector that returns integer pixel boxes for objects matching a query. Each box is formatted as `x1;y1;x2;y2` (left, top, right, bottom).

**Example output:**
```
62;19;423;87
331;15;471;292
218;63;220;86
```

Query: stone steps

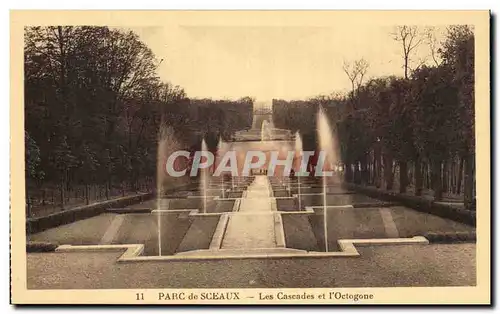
219;175;278;249
175;247;306;256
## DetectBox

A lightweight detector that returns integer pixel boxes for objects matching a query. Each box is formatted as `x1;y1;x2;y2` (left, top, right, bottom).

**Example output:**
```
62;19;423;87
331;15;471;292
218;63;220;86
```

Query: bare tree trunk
399;160;408;193
442;160;449;194
404;55;409;80
41;189;46;206
60;179;66;210
456;157;464;194
344;162;353;182
426;163;431;190
26;188;31;218
106;180;110;200
431;159;443;201
85;184;90;205
374;149;381;188
408;161;414;187
464;152;475;210
353;162;360;184
384;154;394;190
450;158;456;194
367;155;372;185
360;156;369;185
414;159;423;196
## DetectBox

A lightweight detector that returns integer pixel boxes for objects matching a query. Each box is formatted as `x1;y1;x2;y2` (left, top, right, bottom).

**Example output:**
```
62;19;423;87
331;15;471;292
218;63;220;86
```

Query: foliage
24;26;254;201
272;25;475;202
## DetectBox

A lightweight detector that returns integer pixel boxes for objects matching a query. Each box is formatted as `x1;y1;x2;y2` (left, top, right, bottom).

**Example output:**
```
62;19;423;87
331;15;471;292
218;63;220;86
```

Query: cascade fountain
261;120;270;141
156;144;163;256
295;131;303;210
200;138;209;213
317;106;338;252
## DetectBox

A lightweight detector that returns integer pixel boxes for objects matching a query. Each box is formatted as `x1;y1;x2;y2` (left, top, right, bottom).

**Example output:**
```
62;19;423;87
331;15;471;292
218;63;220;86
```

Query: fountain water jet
217;137;225;199
295;131;303;211
200;138;209;213
316;106;339;252
156;124;170;256
156;143;163;256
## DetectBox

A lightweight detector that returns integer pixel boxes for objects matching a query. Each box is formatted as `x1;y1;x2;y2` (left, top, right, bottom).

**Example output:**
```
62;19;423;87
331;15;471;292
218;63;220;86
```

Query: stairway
220;175;278;249
175;247;305;257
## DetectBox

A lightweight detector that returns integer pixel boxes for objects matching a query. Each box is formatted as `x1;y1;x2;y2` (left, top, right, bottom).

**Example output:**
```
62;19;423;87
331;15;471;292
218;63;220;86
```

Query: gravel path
27;243;475;289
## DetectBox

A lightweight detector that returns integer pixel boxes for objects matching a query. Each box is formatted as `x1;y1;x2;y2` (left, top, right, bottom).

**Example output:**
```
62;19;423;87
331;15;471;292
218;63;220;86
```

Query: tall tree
342;58;369;109
392;26;425;79
440;25;475;208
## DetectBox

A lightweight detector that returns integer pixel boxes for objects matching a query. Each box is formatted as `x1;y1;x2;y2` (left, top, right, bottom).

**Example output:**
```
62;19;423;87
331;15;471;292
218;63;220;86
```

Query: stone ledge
54;236;429;262
424;231;476;243
107;208;152;214
291;191;354;196
209;214;230;250
27;193;153;234
151;209;197;214
56;243;145;262
26;241;58;253
232;199;241;212
270;198;278;212
279;207;315;215
273;213;286;248
187;195;217;199
308;205;354;210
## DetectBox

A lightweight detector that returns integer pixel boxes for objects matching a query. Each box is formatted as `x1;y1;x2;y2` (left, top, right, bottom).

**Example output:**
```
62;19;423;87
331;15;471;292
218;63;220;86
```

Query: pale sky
130;25;444;102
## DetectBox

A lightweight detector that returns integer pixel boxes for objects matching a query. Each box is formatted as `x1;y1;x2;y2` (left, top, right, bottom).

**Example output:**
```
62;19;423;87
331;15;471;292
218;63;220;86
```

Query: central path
221;175;276;249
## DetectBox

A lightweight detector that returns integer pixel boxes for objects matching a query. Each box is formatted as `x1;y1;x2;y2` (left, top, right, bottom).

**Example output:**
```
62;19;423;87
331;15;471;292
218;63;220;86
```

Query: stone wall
26;193;154;234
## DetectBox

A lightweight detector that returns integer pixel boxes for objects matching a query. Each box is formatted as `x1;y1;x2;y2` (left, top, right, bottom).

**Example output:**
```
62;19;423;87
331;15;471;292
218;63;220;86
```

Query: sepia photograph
10;10;490;304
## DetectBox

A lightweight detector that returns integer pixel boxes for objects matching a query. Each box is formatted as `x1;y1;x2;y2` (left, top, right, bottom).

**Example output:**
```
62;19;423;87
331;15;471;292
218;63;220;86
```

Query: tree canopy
272;25;475;206
24;26;254;211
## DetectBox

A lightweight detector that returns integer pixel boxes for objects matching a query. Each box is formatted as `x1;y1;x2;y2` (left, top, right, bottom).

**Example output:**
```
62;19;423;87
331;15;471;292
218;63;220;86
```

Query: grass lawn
28;213;118;245
112;213;192;255
176;216;221;252
281;214;319;251
283;205;476;252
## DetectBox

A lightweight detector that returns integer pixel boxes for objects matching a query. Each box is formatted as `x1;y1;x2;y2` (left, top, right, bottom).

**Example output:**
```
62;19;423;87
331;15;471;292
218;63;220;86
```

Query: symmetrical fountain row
155;105;342;256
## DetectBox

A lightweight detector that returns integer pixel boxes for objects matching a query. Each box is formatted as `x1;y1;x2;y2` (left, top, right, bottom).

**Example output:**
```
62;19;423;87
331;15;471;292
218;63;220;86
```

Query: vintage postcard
10;10;490;304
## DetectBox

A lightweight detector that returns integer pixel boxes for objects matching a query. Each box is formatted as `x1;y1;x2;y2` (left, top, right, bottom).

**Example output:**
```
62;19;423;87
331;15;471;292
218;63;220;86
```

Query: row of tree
273;25;475;209
24;26;253;213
